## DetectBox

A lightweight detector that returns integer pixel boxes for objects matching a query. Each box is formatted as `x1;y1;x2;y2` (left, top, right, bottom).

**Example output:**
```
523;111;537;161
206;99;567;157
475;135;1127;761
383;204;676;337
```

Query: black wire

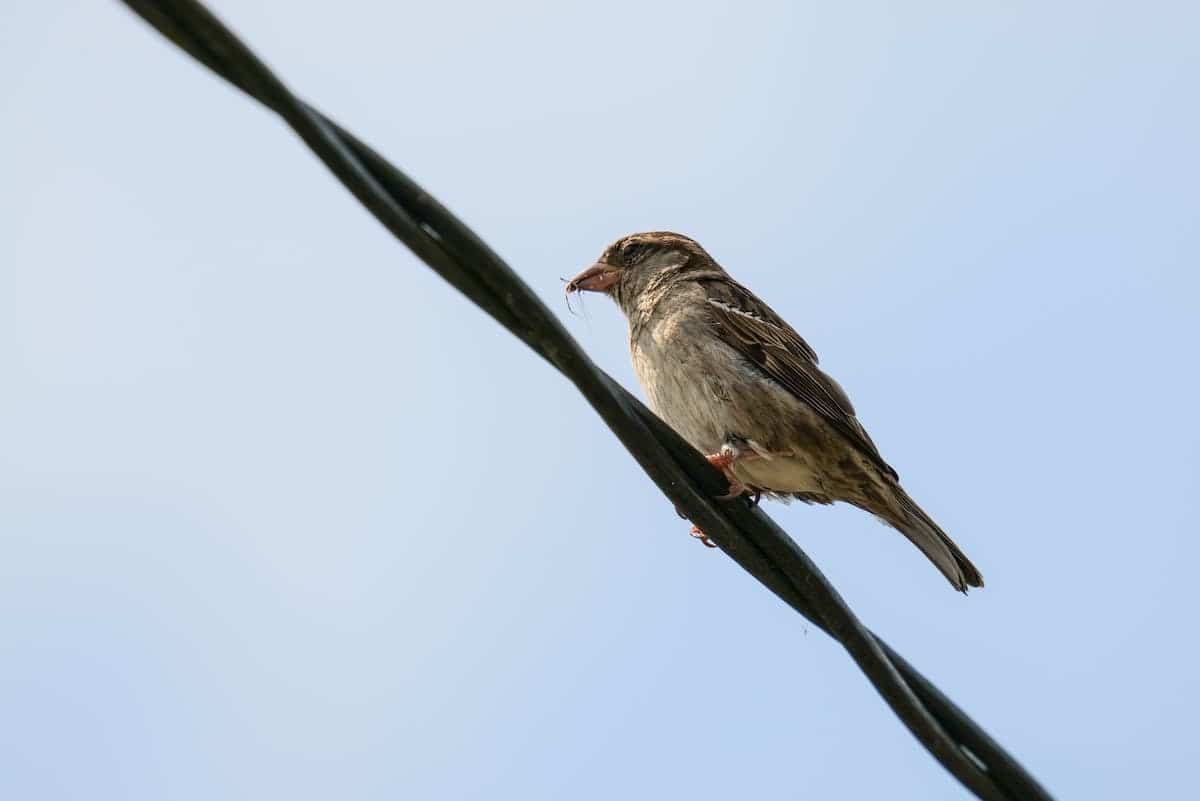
115;3;1055;799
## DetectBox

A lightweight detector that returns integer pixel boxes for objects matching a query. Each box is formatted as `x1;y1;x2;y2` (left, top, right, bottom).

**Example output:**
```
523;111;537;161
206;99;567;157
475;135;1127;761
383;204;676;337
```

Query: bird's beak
565;262;620;294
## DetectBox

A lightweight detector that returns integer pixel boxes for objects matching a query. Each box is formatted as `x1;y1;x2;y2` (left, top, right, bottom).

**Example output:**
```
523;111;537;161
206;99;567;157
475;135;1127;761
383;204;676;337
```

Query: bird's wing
699;277;898;480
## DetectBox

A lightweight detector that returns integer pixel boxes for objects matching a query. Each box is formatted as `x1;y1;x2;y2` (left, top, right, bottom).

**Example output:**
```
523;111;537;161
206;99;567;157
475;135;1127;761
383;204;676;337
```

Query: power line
116;3;1055;799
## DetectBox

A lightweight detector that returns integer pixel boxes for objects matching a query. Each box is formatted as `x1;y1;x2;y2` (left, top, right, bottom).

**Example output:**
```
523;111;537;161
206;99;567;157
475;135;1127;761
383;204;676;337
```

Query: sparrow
566;232;983;592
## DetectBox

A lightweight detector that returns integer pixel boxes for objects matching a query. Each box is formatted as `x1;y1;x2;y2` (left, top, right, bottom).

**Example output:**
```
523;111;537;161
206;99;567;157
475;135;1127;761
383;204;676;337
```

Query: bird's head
565;231;714;317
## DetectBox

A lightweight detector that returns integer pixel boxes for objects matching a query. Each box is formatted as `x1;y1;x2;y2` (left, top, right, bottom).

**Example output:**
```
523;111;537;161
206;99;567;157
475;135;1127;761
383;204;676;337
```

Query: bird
565;231;983;592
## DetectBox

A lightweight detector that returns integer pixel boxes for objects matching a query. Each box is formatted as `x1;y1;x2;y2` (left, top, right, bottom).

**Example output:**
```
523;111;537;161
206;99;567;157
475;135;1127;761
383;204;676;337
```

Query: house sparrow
566;232;983;592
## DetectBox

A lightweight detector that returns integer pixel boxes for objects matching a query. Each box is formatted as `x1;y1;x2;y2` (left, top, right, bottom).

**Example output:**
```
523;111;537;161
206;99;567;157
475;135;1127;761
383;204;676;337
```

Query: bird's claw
680;439;763;549
706;448;749;500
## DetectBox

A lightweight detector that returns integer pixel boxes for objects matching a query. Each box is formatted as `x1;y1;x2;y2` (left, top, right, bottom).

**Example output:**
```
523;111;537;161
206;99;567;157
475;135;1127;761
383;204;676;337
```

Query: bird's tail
879;488;984;593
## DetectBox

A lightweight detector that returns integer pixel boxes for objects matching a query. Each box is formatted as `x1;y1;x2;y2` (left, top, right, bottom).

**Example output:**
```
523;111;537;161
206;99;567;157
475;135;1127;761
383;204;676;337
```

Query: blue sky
2;2;1197;799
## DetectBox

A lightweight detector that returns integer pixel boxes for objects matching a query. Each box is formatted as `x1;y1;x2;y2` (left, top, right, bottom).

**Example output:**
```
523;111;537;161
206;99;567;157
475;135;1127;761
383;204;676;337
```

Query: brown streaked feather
698;276;899;481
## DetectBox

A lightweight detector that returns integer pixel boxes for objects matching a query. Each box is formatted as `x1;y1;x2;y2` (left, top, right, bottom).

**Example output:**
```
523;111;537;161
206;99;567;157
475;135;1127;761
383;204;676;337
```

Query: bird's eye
621;242;646;264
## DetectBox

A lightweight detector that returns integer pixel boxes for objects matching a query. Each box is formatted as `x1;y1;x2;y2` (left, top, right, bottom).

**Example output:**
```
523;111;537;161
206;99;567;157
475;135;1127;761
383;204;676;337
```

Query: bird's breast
630;313;741;455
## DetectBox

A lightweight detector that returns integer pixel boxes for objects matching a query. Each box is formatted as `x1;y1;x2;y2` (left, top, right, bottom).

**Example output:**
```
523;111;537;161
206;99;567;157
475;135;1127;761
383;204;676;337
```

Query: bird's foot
689;525;718;548
678;438;765;549
706;438;760;500
674;507;718;549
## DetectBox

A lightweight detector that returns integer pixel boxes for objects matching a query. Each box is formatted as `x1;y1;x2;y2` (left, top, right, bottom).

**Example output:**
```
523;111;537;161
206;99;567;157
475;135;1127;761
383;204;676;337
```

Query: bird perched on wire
565;232;983;592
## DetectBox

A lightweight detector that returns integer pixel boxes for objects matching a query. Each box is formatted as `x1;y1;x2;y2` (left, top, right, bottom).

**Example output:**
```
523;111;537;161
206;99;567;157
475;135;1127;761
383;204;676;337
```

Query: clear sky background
2;2;1197;799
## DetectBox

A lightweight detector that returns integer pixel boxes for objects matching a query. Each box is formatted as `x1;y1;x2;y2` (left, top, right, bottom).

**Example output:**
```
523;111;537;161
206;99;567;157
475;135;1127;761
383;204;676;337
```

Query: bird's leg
705;451;748;500
706;436;761;501
685;437;765;549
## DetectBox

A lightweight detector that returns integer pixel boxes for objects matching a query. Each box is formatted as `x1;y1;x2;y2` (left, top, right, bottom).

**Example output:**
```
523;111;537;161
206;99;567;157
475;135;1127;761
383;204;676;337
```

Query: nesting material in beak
565;262;620;294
